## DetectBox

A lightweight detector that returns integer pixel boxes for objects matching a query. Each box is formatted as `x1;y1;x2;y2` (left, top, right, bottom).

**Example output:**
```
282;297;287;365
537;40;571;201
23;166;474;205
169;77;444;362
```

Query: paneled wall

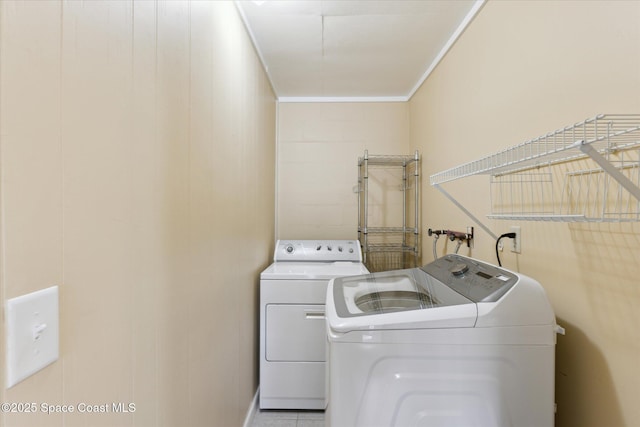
410;1;640;426
277;102;409;239
0;1;276;426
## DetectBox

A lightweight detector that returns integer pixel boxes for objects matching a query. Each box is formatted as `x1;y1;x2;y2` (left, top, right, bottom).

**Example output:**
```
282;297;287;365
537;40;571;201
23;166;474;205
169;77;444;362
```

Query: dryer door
266;304;326;362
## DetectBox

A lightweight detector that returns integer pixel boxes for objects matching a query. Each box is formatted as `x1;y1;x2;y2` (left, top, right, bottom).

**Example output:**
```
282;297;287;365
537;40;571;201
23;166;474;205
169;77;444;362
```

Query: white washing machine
259;240;369;410
326;254;562;427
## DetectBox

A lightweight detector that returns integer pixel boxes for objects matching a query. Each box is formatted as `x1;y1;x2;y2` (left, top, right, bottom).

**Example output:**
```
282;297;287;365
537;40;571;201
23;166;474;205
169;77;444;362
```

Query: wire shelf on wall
487;158;640;222
431;114;640;184
430;114;640;227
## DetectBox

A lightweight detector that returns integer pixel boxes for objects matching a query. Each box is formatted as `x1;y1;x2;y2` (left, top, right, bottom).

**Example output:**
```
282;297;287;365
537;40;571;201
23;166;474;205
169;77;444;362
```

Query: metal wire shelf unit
429;114;640;228
358;150;420;272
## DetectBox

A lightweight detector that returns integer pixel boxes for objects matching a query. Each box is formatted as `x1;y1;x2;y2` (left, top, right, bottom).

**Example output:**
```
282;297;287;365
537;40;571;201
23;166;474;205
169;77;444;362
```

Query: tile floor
250;410;324;427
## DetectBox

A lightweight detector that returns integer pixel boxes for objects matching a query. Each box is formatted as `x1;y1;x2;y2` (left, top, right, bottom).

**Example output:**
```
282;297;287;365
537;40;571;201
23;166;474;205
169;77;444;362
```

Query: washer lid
327;255;524;332
332;268;474;318
328;268;478;332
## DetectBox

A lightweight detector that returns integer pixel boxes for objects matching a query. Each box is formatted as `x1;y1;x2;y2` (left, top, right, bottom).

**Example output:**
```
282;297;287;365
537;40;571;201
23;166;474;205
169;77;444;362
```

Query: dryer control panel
421;254;518;302
273;240;363;262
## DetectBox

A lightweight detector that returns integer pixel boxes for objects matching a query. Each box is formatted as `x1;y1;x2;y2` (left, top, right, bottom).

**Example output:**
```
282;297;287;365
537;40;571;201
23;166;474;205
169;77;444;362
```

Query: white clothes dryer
326;254;562;427
260;240;369;410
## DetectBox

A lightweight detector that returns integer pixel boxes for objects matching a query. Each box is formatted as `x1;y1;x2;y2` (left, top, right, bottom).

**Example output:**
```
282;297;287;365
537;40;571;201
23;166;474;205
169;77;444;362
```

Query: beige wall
410;1;640;426
3;0;639;426
0;1;275;426
277;102;409;239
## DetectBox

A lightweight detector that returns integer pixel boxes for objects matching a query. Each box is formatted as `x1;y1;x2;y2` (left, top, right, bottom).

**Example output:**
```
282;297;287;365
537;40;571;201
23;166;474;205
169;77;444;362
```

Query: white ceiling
236;0;484;102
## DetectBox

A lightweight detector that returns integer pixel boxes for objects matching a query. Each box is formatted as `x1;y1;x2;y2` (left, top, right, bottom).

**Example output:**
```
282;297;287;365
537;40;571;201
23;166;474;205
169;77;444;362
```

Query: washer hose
432;234;440;260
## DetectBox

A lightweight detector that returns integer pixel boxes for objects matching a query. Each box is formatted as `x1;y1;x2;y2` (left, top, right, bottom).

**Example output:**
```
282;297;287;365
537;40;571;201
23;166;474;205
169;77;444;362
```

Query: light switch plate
6;286;59;388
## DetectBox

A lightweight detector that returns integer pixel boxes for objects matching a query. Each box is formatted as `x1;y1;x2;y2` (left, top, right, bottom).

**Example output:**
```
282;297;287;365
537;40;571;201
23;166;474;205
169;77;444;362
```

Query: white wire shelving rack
430;114;640;238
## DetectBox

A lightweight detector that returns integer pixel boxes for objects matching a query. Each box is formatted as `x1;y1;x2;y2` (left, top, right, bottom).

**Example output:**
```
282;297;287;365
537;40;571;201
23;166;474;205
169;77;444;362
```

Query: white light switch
6;286;59;388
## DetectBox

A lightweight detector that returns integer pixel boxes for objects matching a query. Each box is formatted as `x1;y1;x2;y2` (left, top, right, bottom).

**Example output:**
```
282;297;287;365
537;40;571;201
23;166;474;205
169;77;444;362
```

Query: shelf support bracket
433;184;498;240
577;141;640;203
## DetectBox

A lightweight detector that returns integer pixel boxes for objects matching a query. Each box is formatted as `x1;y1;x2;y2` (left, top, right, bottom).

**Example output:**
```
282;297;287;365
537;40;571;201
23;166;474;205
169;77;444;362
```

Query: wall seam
58;0;65;423
0;0;5;420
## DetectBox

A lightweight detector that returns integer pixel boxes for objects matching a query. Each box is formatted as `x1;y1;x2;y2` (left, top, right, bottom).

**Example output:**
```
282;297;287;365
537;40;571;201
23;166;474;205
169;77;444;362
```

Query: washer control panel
274;240;363;262
421;254;518;302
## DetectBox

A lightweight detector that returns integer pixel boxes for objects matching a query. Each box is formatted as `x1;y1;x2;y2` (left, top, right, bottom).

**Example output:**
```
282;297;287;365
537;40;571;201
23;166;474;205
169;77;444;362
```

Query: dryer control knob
450;263;469;276
285;245;294;254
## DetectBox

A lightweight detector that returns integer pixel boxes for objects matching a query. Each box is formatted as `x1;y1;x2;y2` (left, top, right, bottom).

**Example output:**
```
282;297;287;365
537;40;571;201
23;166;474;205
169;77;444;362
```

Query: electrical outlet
510;225;521;253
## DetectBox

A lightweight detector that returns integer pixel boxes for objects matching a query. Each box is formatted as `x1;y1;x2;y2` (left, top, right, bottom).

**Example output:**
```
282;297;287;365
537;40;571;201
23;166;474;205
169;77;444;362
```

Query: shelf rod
433;184;498;240
576;140;640;203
